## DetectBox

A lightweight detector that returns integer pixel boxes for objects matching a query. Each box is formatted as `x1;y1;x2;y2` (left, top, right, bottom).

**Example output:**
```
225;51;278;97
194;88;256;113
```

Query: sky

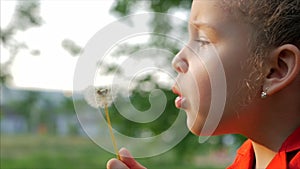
1;0;115;91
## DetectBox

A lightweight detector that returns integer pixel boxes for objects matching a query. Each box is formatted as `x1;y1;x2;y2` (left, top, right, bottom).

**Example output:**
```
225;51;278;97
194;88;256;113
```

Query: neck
246;118;298;169
239;93;300;168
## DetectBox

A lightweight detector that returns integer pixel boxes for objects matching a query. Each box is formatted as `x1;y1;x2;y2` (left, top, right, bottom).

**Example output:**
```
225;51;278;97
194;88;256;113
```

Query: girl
107;0;300;168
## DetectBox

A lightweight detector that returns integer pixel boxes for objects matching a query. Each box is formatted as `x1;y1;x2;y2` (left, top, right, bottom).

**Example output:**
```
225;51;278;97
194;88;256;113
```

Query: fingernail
107;158;129;169
119;148;131;157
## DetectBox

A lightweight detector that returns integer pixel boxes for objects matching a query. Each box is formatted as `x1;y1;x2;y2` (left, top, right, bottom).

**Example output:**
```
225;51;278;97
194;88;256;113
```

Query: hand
106;148;147;169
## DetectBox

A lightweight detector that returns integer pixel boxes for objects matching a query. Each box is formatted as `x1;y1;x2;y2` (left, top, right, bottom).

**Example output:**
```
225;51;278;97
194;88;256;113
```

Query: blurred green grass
1;135;225;169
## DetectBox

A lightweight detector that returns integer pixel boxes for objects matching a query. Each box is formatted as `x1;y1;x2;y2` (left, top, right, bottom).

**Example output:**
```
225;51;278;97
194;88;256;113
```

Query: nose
172;48;189;73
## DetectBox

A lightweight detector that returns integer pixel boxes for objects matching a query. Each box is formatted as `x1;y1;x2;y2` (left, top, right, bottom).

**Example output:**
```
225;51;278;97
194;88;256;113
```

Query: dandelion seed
83;85;120;159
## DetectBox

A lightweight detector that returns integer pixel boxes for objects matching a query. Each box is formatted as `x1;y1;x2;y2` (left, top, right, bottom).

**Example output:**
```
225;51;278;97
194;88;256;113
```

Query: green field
1;135;227;169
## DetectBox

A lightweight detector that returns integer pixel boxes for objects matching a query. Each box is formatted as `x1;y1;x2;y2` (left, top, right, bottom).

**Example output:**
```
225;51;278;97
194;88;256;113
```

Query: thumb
119;148;147;169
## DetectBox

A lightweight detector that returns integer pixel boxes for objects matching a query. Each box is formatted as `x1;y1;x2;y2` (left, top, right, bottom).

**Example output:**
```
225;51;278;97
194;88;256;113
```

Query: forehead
190;0;230;26
189;0;250;38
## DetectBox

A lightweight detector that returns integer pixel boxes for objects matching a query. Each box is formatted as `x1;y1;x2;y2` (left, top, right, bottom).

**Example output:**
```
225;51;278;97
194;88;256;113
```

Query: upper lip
172;85;182;96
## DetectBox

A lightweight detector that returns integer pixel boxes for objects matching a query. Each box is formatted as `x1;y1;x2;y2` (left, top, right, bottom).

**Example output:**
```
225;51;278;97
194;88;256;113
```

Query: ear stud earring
261;91;267;99
261;88;269;99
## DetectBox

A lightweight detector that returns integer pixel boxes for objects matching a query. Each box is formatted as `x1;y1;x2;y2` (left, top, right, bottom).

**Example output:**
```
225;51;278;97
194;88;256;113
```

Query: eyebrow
190;21;217;34
190;21;218;41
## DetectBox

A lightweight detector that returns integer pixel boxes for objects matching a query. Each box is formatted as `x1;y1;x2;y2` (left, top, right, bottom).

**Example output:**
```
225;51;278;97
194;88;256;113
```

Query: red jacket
228;127;300;169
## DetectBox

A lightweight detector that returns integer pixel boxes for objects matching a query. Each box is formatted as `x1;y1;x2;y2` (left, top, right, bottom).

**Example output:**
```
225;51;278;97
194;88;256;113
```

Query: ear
263;44;300;96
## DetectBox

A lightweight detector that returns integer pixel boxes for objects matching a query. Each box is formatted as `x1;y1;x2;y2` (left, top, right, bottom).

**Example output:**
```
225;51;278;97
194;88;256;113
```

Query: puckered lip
172;85;182;96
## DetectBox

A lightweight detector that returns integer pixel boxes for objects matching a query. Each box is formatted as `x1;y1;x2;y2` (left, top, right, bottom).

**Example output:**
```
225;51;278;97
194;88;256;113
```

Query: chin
186;111;210;136
187;118;203;136
187;118;220;136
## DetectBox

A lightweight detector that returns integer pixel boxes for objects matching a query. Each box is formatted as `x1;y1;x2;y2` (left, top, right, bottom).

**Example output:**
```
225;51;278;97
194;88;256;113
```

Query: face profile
172;0;257;136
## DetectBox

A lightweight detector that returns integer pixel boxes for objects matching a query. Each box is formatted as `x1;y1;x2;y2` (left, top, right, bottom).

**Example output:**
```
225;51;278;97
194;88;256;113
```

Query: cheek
213;46;260;132
186;45;249;135
183;59;212;135
221;48;254;108
218;30;256;103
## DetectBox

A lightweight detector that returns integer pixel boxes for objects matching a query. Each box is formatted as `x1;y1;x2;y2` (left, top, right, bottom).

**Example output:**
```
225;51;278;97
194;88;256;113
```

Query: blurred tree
1;0;43;84
2;87;77;134
61;39;82;56
0;1;81;136
109;75;178;137
109;0;191;64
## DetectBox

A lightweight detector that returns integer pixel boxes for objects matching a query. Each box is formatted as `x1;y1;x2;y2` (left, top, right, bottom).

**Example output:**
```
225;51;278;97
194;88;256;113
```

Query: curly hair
221;0;300;53
220;0;300;103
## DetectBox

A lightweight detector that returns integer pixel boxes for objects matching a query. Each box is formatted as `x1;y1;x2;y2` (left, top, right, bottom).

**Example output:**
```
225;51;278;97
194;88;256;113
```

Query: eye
194;37;210;47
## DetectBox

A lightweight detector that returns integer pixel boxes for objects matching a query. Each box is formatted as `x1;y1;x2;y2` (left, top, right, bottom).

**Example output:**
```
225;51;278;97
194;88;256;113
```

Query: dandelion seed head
84;86;114;108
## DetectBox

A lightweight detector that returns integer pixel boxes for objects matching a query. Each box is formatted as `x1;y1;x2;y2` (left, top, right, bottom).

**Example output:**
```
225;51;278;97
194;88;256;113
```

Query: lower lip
175;96;185;108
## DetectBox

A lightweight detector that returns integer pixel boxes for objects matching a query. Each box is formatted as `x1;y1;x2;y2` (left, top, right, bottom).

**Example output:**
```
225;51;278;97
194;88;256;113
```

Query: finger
106;158;129;169
119;148;147;169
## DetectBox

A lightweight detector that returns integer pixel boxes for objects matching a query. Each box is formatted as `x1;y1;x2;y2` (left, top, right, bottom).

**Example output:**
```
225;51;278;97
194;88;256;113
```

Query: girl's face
172;0;259;135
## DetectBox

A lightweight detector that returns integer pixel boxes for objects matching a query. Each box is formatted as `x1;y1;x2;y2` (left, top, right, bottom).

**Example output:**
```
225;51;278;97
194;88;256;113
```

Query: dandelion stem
105;104;120;160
